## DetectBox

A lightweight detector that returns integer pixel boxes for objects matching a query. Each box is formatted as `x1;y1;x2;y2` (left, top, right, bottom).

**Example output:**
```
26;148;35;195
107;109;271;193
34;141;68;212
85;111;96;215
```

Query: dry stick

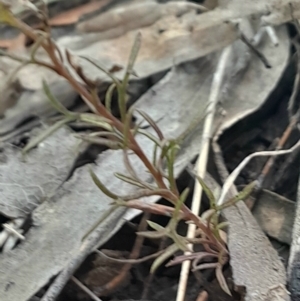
258;40;300;192
176;46;232;301
71;276;103;301
272;142;300;190
265;26;279;46
257;118;296;187
217;139;300;206
239;32;271;68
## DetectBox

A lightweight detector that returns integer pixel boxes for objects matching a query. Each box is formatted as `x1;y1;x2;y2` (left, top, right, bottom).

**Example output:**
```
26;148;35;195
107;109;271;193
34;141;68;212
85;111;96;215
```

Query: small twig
251;25;279;47
176;45;232;301
272;144;300;190
265;26;279;46
71;276;103;301
240;32;272;68
2;223;25;241
289;41;300;119
257;120;296;187
217;139;300;206
0;218;26;251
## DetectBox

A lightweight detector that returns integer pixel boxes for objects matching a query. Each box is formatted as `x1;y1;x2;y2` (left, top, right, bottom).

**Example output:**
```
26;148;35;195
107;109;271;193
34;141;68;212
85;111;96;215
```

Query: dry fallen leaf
252;189;294;245
49;0;112;26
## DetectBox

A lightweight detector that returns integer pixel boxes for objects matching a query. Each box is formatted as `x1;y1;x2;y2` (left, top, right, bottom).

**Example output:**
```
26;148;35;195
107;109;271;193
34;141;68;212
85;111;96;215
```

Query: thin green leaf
216;221;229;230
150;243;179;274
201;209;215;221
216;264;231;296
79;135;122;149
90;168;119;199
217;180;256;211
195;174;216;210
79;113;113;131
105;83;116;112
114;173;149;189
22;116;75;155
116;188;171;201
136;109;164;140
117;84;127;122
83;131;120;139
79;55;121;87
119;33;141;122
159;142;179;169
123;107;134;147
124;32;141;83
152;143;158;167
147;220;166;232
137;230;166;239
166;143;179;192
123;150;138;179
132;117;144;137
42;80;74;117
137;129;162;146
171;233;190;252
173;188;189;218
30;35;46;62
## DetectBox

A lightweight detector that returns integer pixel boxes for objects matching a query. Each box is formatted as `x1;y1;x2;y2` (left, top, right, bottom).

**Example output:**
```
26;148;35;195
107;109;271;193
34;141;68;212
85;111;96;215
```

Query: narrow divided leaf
174;188;189;218
147;220;166;232
171;233;190;252
22;117;75;155
216;264;232;296
123;107;134;147
217;180;257;211
90;168;119;199
138;129;162;146
150;243;179;274
79;135;122;149
79;55;121;86
114;173;148;189
137;230;166;239
79;113;113;131
124;32;141;80
42;80;74;117
136;109;164;140
195;174;216;210
105;83;116;112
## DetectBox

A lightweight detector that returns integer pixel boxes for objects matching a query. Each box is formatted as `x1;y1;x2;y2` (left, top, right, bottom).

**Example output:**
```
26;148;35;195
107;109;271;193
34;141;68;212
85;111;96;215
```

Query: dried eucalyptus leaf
0;126;79;218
